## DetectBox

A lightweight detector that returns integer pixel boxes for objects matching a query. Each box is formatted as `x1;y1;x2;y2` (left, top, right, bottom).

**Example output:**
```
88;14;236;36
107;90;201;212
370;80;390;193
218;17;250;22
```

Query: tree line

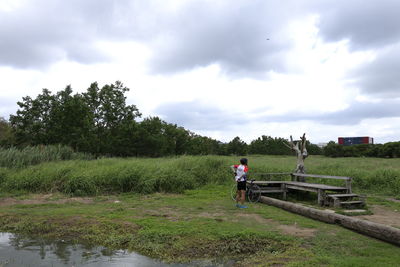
1;81;324;157
323;141;400;158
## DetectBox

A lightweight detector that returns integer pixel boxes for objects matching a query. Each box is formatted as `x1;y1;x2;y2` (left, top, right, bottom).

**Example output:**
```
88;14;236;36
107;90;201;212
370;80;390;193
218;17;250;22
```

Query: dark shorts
237;181;246;191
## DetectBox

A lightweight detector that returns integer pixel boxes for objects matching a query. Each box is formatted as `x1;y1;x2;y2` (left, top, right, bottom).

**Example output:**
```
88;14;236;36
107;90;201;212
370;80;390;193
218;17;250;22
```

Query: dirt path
357;205;400;228
0;194;94;206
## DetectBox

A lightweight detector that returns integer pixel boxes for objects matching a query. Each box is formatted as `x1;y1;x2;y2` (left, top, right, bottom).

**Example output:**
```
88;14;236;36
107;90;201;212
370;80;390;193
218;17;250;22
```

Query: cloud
263;99;400;125
0;0;138;69
309;0;400;98
316;0;400;50
155;97;400;134
147;0;302;77
154;100;238;131
0;97;19;119
0;0;309;77
350;45;400;97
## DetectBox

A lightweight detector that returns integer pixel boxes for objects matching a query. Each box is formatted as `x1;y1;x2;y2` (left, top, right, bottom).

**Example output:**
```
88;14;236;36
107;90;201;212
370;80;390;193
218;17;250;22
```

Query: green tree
10;81;142;156
47;86;94;152
249;135;292;155
10;89;55;146
82;81;141;155
227;136;248;155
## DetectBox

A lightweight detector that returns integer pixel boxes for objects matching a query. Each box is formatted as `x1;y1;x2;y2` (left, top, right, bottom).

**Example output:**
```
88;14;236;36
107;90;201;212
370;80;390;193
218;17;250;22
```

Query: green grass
0;184;399;266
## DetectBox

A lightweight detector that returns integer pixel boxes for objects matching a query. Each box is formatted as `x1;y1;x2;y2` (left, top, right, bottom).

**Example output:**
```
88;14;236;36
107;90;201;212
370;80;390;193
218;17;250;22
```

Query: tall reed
0;145;93;168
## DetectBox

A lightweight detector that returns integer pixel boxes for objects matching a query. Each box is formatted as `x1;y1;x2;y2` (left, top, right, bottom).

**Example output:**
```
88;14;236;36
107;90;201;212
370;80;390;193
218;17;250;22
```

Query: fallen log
259;196;400;246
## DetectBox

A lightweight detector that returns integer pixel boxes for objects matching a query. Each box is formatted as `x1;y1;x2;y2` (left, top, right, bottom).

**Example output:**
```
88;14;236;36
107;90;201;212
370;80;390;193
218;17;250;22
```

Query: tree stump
285;133;308;181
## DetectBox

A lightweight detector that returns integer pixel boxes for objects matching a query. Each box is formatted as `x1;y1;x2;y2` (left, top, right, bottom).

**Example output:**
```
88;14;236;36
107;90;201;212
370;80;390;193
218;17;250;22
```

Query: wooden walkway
249;172;365;208
248;180;348;206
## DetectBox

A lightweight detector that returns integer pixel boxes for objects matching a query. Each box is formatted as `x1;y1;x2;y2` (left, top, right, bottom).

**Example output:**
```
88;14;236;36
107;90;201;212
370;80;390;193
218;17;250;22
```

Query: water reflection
0;232;187;267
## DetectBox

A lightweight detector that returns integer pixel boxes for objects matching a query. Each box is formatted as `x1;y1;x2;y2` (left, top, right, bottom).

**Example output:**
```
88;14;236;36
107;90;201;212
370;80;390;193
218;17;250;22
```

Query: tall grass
0;145;93;168
1;155;400;196
0;156;232;196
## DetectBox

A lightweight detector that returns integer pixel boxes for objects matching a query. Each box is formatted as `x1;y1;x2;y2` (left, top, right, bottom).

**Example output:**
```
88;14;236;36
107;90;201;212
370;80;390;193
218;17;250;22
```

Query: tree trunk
259;196;400;246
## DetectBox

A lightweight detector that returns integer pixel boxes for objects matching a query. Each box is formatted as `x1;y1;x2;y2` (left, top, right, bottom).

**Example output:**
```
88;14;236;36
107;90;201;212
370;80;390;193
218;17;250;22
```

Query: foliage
249;135;291;155
324;141;400;158
9;82;141;156
227;136;248;155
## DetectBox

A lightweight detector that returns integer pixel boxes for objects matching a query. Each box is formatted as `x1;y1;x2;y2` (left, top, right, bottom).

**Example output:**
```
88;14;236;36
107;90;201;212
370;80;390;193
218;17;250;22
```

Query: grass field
0;155;399;266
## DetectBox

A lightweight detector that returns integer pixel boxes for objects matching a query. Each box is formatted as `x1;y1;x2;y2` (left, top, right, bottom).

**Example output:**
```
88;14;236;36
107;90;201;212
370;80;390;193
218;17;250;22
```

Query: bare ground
0;194;94;206
357;205;400;228
237;213;317;238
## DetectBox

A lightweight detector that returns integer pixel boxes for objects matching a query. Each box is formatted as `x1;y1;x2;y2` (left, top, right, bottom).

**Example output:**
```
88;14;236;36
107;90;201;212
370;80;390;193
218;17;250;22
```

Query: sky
0;0;399;144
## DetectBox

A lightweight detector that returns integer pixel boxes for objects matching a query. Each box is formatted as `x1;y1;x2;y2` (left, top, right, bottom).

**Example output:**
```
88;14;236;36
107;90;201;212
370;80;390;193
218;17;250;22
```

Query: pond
0;232;209;267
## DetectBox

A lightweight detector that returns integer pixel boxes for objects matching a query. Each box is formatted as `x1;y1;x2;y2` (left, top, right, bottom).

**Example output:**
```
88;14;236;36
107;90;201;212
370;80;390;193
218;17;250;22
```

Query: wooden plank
252;172;291;176
327;193;358;198
286;181;347;190
286;185;318;193
247;181;286;185
340;201;364;205
259;190;284;193
291;173;351;180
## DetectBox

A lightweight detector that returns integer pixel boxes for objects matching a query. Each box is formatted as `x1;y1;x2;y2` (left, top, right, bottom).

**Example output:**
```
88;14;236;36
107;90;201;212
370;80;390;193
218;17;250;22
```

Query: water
0;232;187;267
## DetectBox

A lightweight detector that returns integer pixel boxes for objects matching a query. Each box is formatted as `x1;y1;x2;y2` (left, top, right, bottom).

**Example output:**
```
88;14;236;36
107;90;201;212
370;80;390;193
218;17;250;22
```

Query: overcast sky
1;0;399;144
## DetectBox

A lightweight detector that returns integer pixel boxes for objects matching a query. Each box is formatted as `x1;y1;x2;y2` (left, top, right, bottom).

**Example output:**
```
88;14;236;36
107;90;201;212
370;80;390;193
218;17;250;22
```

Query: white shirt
234;164;248;182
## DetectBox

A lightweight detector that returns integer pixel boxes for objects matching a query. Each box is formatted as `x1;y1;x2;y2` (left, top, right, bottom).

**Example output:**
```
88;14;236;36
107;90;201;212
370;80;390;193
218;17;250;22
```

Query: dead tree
285;133;308;174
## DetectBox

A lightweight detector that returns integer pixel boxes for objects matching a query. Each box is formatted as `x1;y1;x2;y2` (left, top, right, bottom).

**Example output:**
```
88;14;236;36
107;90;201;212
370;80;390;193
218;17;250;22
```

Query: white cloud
1;0;400;145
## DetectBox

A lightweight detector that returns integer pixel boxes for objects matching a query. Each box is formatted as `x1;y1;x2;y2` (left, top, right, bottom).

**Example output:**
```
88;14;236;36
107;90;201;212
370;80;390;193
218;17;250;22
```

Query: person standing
231;158;248;208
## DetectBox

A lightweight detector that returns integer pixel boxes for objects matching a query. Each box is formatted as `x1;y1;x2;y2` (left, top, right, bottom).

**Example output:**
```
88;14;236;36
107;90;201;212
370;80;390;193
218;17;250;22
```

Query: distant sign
338;137;374;146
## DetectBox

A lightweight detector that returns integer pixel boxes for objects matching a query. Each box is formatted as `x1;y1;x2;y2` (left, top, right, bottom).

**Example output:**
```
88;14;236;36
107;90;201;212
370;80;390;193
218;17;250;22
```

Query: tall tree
82;81;141;155
10;89;55;146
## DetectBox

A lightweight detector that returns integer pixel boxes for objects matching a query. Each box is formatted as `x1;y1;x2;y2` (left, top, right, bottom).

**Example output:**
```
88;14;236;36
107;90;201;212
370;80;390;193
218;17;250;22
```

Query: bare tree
285;133;308;174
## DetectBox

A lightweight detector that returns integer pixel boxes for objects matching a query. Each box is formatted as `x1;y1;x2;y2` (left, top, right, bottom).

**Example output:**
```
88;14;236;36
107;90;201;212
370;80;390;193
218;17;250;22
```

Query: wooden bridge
248;173;365;208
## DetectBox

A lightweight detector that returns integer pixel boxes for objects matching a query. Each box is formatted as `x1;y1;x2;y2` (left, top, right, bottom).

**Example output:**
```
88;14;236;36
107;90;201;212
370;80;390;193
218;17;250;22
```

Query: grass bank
1;155;400;265
0;185;399;266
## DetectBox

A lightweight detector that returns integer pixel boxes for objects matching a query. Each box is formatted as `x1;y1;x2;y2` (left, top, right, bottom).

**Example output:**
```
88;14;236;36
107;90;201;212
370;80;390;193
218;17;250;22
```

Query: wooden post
345;178;352;193
281;183;287;200
317;189;326;206
332;196;341;208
